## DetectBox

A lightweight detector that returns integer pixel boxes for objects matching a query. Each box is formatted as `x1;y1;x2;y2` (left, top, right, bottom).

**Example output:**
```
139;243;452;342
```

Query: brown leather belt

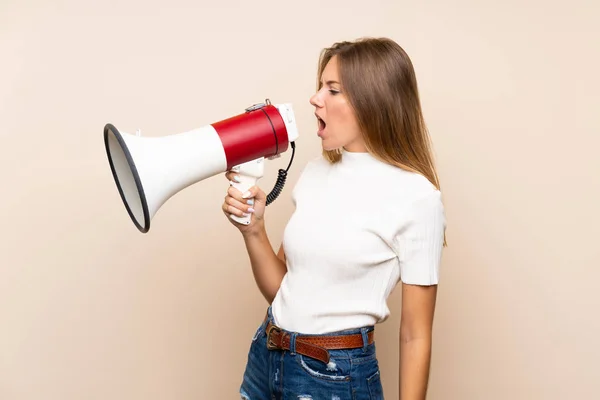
264;321;374;364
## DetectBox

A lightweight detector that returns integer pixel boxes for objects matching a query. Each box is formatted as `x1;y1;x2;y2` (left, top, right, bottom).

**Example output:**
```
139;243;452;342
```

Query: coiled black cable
266;141;296;206
247;101;296;206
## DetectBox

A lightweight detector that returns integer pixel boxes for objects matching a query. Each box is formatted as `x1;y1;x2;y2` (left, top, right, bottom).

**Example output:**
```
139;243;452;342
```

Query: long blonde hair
317;37;447;245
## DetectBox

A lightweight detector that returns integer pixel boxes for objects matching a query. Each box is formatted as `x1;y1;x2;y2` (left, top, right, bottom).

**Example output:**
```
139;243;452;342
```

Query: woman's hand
222;170;267;235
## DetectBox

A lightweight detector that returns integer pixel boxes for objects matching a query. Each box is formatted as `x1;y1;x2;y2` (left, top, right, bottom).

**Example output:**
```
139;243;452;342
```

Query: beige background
1;0;598;399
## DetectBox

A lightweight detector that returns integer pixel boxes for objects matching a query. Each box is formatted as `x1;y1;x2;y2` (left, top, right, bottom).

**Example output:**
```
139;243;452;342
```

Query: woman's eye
329;90;339;95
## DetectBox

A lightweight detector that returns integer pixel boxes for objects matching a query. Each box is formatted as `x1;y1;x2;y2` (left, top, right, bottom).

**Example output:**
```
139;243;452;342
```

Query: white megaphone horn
104;99;299;233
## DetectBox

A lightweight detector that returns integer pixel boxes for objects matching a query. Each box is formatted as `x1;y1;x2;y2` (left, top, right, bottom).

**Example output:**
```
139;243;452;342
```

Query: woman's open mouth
316;114;326;135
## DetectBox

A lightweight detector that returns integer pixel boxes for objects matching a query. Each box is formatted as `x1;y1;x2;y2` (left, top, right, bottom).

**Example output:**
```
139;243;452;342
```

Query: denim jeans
240;308;385;399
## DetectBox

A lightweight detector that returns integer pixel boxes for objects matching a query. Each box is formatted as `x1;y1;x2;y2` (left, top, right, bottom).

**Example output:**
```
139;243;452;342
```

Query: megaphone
103;99;299;233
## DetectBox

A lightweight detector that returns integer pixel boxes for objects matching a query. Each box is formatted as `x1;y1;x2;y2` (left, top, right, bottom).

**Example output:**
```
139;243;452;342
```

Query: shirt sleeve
290;157;320;207
392;189;446;286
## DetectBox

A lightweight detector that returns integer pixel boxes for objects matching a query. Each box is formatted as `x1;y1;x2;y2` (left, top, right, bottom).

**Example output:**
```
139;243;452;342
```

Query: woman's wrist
241;220;266;240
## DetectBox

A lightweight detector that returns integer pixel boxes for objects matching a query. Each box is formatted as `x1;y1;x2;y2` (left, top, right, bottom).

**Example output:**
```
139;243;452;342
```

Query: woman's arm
222;176;288;304
399;282;438;400
241;228;287;304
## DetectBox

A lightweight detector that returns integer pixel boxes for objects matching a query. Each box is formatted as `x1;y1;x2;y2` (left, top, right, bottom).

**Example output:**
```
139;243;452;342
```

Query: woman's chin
319;135;341;151
321;141;336;151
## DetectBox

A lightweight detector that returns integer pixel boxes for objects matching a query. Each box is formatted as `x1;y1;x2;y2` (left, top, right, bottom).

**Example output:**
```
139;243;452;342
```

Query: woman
223;37;447;400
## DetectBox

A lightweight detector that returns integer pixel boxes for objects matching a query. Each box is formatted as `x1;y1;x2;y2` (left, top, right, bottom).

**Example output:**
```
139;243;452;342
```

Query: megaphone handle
230;175;259;225
229;158;264;225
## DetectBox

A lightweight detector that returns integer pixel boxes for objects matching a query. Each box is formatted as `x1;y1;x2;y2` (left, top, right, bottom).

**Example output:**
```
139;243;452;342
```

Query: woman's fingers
228;184;263;206
222;200;247;218
224;170;242;184
235;185;265;204
222;176;267;225
222;187;255;217
226;193;254;212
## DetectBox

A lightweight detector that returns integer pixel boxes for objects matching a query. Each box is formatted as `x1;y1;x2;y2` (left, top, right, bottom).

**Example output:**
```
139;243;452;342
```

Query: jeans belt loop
289;332;298;356
361;327;369;352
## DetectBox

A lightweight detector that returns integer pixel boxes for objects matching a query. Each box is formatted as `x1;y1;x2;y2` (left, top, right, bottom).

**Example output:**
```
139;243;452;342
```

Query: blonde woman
223;37;447;400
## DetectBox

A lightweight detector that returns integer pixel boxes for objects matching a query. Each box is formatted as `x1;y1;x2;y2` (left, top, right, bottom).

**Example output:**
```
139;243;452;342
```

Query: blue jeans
240;308;385;399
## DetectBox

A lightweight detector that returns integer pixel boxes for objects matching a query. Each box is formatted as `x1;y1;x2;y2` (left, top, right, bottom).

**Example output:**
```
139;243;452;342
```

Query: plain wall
1;0;598;399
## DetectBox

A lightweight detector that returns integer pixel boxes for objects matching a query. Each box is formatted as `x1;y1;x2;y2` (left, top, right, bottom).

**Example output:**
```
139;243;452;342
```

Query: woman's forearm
399;335;433;400
242;223;287;304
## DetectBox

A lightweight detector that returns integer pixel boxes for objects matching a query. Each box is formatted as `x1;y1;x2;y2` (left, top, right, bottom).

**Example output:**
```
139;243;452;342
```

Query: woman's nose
309;92;322;107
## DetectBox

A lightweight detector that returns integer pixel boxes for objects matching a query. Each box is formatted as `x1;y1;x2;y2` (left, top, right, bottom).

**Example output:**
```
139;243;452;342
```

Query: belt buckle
266;325;282;350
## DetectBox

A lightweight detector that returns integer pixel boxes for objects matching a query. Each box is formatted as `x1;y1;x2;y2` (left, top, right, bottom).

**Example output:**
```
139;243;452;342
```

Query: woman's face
309;56;365;152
